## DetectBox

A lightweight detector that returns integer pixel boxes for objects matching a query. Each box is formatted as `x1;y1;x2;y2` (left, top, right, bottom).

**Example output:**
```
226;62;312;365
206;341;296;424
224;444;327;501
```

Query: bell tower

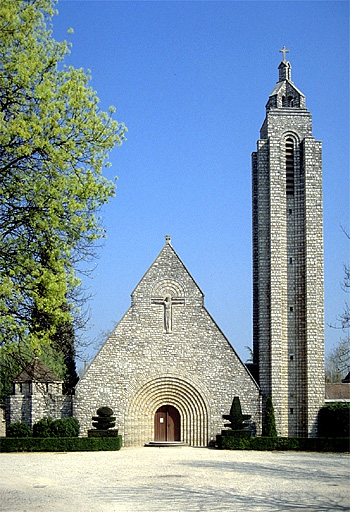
252;48;324;437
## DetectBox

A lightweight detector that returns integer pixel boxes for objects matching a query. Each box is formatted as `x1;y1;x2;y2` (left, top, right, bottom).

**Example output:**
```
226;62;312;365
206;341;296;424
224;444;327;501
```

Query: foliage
92;406;116;430
6;421;32;438
326;228;350;382
216;435;349;452
318;403;350;437
223;396;251;431
245;345;253;363
50;417;80;437
50;310;79;392
0;345;67;405
262;396;278;437
0;0;126;364
33;417;54;437
97;406;114;417
88;429;119;438
32;416;80;437
0;435;122;452
325;337;350;383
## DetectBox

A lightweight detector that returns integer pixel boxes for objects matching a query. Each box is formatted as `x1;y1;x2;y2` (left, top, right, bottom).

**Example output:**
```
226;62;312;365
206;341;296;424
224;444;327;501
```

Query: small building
5;358;72;429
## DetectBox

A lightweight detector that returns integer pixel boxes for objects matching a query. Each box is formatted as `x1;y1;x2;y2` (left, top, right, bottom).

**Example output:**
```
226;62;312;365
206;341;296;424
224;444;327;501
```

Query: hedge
216;435;349;452
0;436;122;452
318;403;350;437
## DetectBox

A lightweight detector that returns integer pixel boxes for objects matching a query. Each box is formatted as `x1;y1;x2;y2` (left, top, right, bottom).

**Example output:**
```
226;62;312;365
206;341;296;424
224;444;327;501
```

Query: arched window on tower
288;96;294;107
286;138;294;196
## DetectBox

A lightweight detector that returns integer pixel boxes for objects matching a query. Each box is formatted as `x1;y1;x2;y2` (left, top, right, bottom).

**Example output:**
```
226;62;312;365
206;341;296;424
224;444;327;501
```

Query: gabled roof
131;236;204;300
269;80;305;99
342;371;350;383
325;383;350;401
13;358;61;383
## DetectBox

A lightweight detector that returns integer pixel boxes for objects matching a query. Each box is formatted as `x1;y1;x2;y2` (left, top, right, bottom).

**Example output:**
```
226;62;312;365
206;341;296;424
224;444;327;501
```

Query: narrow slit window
286;138;294;196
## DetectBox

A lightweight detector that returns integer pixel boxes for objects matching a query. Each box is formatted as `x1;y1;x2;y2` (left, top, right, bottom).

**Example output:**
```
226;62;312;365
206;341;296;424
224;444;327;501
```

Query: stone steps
144;441;188;448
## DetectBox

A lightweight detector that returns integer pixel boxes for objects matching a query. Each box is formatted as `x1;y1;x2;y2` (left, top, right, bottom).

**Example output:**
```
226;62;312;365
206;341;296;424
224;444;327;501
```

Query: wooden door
154;405;180;441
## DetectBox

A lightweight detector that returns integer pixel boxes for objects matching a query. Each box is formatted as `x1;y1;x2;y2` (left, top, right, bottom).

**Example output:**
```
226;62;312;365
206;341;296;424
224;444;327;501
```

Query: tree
326;228;350;382
0;0;126;390
223;396;251;431
262;396;277;438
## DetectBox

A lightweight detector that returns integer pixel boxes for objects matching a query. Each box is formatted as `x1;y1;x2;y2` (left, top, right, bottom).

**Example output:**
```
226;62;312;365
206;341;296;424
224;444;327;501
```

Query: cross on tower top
279;45;289;62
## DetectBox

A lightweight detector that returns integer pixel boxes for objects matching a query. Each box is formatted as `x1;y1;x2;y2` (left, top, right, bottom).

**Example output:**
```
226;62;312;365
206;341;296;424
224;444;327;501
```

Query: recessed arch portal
125;376;209;446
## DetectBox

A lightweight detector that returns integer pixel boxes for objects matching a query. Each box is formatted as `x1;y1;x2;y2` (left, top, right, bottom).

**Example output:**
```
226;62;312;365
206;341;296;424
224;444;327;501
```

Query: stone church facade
6;49;325;444
73;237;261;446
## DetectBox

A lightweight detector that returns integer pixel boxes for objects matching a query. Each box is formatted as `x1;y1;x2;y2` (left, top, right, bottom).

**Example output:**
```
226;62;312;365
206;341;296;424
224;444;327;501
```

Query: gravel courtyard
1;447;349;512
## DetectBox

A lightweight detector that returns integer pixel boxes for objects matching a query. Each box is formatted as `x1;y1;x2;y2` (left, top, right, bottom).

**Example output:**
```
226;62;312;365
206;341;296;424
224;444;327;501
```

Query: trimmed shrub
216;435;349;452
92;406;116;430
51;418;80;438
97;407;114;417
262;396;278;437
318;403;350;437
88;429;119;438
32;417;80;438
0;435;122;452
33;417;54;438
220;430;251;439
223;396;251;431
6;422;32;438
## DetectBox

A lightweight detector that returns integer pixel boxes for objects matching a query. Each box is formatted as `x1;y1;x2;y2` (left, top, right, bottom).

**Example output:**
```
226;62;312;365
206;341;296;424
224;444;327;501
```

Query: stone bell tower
252;47;324;437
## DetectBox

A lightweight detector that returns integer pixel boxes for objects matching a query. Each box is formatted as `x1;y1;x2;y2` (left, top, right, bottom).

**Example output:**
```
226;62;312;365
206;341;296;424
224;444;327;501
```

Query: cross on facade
152;294;185;333
279;45;289;62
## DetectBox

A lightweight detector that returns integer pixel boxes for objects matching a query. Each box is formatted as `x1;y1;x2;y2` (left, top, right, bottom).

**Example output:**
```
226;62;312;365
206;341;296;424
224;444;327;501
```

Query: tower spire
278;46;292;82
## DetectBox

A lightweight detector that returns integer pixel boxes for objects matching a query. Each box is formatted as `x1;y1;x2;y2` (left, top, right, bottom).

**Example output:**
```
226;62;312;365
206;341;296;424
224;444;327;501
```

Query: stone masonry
74;237;261;446
252;52;324;437
5;50;325;442
5;358;72;428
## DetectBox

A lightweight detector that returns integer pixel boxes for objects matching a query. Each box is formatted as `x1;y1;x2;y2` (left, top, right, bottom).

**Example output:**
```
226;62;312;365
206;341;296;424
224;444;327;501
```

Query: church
6;49;325;445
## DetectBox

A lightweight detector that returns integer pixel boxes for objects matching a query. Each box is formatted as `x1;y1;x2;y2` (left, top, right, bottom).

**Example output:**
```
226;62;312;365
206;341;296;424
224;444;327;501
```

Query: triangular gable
131;237;204;305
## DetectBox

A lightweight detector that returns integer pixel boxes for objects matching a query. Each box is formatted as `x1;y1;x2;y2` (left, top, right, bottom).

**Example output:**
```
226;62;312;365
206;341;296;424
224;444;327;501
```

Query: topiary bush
33;417;54;438
222;396;251;435
262;396;278;437
6;422;32;438
92;407;116;430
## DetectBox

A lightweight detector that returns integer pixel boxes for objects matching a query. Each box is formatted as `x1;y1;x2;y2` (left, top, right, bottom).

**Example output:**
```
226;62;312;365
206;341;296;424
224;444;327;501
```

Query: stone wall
74;240;261;446
252;61;324;437
5;392;72;429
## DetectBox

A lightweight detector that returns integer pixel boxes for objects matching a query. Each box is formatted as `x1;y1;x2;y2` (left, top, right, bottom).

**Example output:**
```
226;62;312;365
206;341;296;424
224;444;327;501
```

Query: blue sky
53;0;349;365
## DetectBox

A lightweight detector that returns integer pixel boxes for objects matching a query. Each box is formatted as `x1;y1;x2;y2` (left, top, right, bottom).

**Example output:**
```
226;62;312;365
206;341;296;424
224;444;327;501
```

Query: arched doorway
154;405;180;442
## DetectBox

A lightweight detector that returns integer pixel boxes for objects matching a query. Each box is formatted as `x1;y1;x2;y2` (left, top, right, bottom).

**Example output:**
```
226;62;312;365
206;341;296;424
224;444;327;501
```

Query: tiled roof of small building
13;358;61;383
325;383;350;400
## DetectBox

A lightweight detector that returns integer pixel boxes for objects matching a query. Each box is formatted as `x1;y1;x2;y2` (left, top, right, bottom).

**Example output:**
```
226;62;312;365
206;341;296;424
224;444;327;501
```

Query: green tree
0;0;126;392
262;396;278;437
223;396;251;430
